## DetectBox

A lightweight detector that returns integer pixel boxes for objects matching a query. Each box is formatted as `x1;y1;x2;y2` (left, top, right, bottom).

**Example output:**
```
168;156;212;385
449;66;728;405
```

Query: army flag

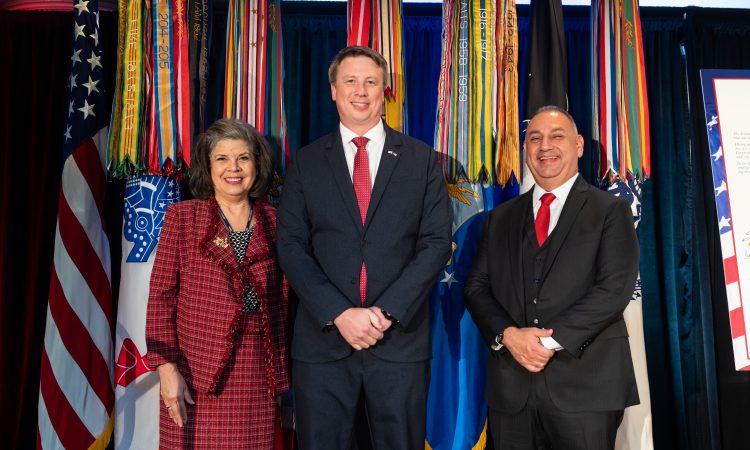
113;177;180;449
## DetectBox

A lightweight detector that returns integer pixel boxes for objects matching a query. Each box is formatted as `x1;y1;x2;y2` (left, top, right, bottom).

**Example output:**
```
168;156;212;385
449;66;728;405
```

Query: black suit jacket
464;175;640;413
277;123;452;363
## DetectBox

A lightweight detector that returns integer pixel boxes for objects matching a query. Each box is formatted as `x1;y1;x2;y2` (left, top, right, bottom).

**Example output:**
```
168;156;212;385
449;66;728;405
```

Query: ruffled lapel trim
198;198;273;300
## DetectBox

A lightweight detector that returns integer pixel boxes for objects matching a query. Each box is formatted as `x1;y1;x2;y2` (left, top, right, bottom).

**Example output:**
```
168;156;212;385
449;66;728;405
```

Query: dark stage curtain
403;11;443;146
3;3;750;449
0;11;119;448
639;11;720;450
282;9;347;154
681;9;750;450
0;12;70;448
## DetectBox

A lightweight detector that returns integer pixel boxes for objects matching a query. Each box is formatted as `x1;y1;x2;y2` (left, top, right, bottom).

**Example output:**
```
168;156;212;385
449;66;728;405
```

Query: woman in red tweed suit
146;119;289;449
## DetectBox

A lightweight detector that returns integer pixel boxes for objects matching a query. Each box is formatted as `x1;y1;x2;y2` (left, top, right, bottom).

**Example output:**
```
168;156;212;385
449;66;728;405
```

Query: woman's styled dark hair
189;118;274;201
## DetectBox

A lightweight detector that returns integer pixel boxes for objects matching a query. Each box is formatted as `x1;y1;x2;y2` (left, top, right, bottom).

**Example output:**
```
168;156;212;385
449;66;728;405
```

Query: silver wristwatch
491;331;504;351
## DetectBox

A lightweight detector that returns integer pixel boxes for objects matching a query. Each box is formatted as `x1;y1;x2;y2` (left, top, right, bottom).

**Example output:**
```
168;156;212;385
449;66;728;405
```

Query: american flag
37;0;115;448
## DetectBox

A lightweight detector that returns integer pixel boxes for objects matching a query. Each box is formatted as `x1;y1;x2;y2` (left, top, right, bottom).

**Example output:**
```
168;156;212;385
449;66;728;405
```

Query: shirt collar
339;121;386;148
532;173;579;206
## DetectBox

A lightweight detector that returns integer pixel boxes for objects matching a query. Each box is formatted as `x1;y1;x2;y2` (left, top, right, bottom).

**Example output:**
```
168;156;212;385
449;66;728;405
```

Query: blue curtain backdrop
638;10;720;450
681;9;750;450
275;3;750;450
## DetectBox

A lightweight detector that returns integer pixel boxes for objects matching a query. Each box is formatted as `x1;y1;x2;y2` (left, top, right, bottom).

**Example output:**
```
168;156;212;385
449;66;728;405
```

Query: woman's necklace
217;203;254;232
217;203;260;312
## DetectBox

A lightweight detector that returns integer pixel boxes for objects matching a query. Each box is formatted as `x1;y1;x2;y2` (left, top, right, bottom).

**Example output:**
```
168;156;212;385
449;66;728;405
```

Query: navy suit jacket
464;175;640;413
277;123;452;363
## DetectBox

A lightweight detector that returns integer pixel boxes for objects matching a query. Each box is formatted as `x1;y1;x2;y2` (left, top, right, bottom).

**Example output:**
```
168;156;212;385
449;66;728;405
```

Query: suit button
351;277;357;284
534;278;540;284
533;298;537;304
533;318;539;325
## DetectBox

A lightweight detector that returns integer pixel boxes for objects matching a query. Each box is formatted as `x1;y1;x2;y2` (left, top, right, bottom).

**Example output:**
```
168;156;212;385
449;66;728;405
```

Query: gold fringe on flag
222;0;289;176
108;0;193;177
592;0;650;182
494;0;519;185
224;0;268;128
434;0;519;185
108;0;146;175
466;0;494;182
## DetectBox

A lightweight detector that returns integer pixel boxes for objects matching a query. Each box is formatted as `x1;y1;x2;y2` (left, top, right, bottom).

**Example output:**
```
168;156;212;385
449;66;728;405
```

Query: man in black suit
277;46;452;449
464;106;640;450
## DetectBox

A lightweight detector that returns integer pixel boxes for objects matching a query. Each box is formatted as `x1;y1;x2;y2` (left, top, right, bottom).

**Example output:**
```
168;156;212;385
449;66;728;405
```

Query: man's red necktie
534;193;556;246
352;136;370;306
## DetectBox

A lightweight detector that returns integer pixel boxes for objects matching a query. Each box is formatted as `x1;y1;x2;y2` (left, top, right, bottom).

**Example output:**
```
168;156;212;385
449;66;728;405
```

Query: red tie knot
352;136;370;151
540;192;556;206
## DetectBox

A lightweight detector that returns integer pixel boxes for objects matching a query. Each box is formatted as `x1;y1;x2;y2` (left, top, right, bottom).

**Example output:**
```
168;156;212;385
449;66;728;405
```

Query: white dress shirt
339;121;386;189
532;172;579;235
532;173;580;351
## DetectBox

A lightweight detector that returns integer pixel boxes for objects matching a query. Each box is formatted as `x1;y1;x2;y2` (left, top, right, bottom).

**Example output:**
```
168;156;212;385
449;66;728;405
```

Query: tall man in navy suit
277;46;452;449
465;106;640;450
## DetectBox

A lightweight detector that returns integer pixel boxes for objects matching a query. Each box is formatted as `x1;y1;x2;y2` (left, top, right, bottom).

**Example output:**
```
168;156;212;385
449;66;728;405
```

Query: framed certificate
701;69;750;371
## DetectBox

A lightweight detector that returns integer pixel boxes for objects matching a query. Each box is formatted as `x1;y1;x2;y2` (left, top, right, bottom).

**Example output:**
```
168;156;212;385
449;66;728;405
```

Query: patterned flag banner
108;0;192;176
37;0;115;448
149;0;193;174
223;0;289;173
114;176;181;449
265;0;289;172
346;0;408;133
174;0;192;167
593;2;654;447
152;0;179;171
108;0;146;175
434;0;518;185
591;0;650;182
188;0;213;145
700;69;750;372
494;0;520;186
608;178;654;450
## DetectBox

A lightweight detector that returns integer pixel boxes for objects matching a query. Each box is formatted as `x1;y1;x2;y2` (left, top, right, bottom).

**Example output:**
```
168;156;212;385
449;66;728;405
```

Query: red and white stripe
720;228;750;370
347;0;372;46
38;128;114;449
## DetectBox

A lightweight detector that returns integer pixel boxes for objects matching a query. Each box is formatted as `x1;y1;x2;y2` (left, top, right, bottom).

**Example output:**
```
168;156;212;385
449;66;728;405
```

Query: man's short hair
529;105;579;135
328;46;389;85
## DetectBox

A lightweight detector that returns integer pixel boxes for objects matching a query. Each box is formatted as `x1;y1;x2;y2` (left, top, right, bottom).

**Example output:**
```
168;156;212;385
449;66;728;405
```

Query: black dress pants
489;373;623;450
293;350;429;450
